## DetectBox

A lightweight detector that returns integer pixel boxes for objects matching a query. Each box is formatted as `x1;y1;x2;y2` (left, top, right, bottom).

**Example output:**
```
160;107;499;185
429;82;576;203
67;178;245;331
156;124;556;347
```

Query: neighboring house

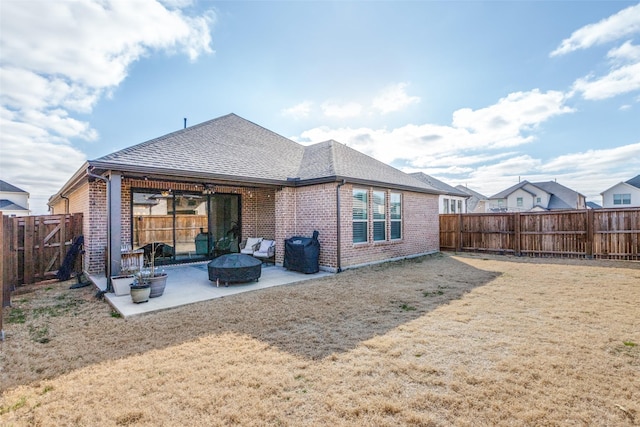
0;179;30;216
49;113;441;278
488;180;586;212
600;175;640;208
410;172;469;213
455;185;488;213
586;201;602;209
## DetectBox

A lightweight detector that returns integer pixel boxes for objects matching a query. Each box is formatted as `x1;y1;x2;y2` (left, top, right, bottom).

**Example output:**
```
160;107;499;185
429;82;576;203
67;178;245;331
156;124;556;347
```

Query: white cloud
551;4;640;101
550;3;640;57
0;0;215;214
294;88;636;203
296;89;573;166
452;90;574;147
321;101;363;118
540;142;640;172
419;143;640;203
573;62;640;100
608;40;640;62
371;82;420;114
282;101;313;119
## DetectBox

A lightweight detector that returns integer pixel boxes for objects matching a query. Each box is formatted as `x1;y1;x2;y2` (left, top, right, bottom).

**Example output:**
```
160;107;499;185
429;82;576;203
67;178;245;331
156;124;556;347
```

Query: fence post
0;214;4;340
586;209;594;258
514;212;521;256
456;214;463;252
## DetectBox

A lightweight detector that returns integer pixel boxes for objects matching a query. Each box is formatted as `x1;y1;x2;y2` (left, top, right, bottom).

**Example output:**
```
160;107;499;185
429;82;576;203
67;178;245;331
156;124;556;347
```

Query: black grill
283;230;320;274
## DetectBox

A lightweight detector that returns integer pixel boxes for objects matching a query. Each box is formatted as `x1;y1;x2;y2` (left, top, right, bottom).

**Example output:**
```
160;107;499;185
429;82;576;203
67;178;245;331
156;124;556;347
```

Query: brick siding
58;176;439;275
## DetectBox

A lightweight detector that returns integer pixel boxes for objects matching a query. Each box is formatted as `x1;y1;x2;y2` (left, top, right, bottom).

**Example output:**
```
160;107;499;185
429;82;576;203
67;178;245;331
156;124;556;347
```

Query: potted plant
130;274;151;303
111;274;135;296
142;242;168;298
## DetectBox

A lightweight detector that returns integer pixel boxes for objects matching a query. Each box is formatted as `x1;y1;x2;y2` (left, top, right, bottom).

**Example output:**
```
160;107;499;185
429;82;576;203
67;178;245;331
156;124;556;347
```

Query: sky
1;0;639;215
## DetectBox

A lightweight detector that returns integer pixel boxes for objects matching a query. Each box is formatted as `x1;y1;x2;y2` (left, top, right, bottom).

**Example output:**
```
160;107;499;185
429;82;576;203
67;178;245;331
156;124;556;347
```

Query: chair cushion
257;239;274;253
245;237;262;249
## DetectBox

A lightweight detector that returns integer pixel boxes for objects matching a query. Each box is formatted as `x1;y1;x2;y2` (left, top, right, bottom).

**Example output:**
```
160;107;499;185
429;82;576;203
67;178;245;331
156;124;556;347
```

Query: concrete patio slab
91;262;331;318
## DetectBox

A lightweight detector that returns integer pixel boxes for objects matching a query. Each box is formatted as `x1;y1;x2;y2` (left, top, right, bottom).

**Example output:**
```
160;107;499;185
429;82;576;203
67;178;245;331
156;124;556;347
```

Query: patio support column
274;187;296;266
108;172;122;278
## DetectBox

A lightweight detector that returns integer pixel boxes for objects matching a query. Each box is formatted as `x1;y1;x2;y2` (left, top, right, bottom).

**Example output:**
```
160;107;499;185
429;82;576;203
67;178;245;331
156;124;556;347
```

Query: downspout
336;179;346;273
87;168;112;292
60;195;69;214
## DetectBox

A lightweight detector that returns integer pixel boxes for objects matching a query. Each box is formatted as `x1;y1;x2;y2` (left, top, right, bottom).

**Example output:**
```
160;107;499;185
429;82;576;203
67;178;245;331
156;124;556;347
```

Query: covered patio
91;262;332;318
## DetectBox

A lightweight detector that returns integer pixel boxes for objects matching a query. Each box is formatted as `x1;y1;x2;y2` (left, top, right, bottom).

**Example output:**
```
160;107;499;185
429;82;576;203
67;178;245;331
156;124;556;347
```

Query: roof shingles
92;115;440;194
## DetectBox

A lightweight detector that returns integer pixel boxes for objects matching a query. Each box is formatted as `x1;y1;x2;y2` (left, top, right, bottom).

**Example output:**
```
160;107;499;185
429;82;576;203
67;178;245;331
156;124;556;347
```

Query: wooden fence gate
1;213;84;305
440;208;640;260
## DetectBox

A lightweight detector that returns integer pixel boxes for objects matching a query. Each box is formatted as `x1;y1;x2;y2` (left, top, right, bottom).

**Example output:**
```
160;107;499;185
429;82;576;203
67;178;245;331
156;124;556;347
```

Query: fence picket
440;208;640;260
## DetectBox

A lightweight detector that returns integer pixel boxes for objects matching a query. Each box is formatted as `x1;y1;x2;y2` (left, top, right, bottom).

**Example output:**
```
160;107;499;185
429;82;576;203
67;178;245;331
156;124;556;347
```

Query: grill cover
283;231;320;273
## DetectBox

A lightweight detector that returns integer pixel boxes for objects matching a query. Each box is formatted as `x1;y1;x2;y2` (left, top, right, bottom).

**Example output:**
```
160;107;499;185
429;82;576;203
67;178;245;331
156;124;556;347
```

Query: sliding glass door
132;190;240;266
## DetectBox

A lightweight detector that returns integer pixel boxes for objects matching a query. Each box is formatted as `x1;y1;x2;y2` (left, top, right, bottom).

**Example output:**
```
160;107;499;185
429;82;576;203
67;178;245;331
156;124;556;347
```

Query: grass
1;253;639;426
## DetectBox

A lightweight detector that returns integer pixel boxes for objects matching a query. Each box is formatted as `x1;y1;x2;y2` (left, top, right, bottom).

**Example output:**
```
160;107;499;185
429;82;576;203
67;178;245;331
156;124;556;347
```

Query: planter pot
130;283;150;303
145;274;168;298
111;275;135;296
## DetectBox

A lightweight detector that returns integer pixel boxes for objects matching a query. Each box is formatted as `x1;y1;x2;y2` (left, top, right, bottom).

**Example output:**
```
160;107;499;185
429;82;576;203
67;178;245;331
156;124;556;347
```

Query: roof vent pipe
184;118;187;129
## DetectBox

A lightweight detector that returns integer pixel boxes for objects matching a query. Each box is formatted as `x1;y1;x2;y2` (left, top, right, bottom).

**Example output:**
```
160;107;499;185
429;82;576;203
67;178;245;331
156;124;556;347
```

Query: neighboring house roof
625;174;640;189
586;201;602;209
533;181;584;209
490;181;537;199
87;113;441;195
455;185;486;200
0;179;27;193
455;185;487;212
490;180;584;211
409;172;468;197
0;199;28;212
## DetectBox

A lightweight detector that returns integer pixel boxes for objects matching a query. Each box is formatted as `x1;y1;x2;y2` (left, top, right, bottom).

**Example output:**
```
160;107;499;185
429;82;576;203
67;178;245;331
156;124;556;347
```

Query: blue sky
1;1;639;214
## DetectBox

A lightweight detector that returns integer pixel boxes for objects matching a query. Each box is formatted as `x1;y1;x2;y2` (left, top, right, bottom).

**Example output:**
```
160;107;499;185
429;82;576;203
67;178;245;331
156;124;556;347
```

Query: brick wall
87;180;108;274
58;175;439;275
337;184;439;270
273;182;439;271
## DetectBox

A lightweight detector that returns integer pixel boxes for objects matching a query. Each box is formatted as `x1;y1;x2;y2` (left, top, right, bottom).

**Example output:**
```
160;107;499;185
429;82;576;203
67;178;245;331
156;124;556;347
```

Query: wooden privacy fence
440;208;640;260
1;213;84;294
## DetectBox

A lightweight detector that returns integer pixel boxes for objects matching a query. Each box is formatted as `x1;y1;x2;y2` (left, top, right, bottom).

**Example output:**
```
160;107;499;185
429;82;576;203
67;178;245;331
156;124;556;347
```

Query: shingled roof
625;174;640;189
89;114;440;194
410;172;468;197
91;114;305;183
0;199;28;211
0;179;27;193
490;180;584;210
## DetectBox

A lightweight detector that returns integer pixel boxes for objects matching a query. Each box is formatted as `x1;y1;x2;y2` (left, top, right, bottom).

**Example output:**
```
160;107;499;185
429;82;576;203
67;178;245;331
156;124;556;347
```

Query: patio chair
253;239;276;264
240;237;263;255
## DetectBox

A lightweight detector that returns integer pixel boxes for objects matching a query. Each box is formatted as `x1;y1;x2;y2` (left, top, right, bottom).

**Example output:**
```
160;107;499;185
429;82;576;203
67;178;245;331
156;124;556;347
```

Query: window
353;189;403;243
352;189;368;243
457;200;463;213
443;198;450;213
517;197;523;207
373;191;386;241
390;193;402;239
536;197;541;204
613;193;631;205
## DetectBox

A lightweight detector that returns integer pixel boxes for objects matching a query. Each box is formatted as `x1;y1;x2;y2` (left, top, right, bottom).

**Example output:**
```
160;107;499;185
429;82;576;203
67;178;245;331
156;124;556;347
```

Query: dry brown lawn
1;252;639;426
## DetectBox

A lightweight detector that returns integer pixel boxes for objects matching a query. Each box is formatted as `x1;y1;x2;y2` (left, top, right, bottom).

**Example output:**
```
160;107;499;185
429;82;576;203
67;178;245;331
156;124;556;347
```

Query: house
488;180;586;212
455;185;488;213
600;175;640;208
0;179;30;216
48;113;442;278
410;172;469;213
